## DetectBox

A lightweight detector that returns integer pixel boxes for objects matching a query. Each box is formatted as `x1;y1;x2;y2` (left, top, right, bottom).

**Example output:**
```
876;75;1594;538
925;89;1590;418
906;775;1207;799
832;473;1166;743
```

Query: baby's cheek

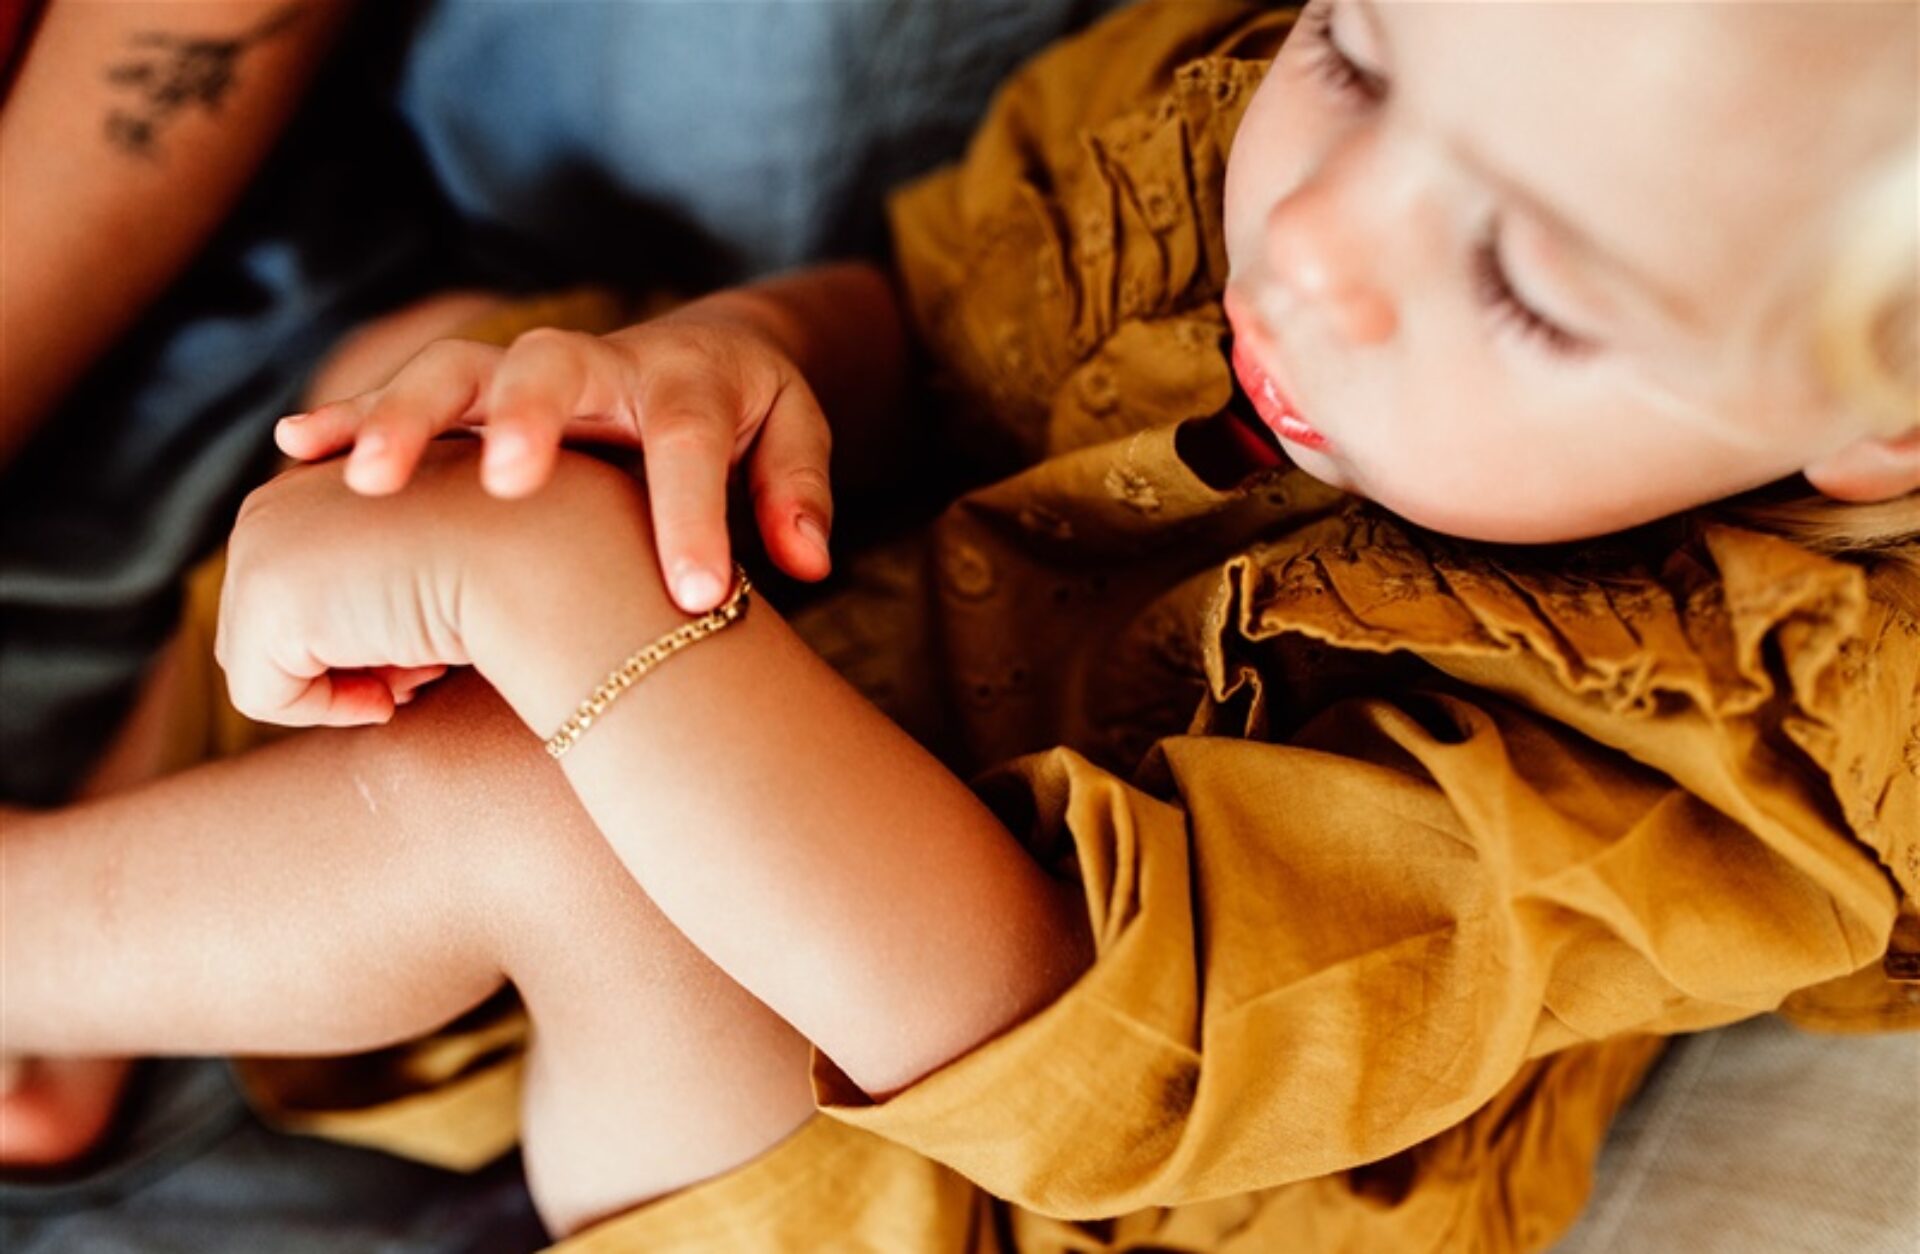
1220;162;1264;284
1221;70;1322;275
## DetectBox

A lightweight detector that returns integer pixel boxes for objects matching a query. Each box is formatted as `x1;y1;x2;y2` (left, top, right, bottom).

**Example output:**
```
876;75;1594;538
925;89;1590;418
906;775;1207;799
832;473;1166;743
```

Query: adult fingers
275;396;371;461
747;381;834;582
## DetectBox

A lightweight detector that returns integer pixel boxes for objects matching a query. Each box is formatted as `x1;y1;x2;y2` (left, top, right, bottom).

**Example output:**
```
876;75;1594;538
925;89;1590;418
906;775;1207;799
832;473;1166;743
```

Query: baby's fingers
371;663;450;706
229;665;397;728
296;672;403;726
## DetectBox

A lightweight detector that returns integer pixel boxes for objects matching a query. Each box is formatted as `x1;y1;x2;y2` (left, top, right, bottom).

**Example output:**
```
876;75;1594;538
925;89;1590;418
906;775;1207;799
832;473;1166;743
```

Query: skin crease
1222;0;1919;543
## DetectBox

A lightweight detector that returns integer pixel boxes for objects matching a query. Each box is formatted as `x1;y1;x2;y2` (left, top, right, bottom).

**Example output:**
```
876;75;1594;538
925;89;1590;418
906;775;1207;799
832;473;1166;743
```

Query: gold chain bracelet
543;564;753;759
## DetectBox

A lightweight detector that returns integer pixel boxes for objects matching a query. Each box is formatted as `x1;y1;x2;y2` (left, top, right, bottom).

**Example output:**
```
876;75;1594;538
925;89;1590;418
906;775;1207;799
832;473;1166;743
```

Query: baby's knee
350;671;658;955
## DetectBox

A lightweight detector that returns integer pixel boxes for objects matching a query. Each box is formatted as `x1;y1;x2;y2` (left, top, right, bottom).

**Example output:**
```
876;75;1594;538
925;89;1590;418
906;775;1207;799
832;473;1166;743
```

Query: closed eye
1470;225;1592;357
1301;0;1388;105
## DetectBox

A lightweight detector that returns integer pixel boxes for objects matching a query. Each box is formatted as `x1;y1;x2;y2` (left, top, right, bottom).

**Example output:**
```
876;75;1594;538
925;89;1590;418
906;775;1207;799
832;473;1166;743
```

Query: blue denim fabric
396;0;1132;284
0;0;1131;806
1;0;1130;1238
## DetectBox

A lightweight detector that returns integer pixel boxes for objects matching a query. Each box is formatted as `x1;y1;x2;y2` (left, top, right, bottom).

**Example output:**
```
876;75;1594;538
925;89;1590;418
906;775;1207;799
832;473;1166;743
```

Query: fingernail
674;567;724;611
485;431;528;470
278;413;308;430
352;431;387;459
796;512;830;556
345;440;381;480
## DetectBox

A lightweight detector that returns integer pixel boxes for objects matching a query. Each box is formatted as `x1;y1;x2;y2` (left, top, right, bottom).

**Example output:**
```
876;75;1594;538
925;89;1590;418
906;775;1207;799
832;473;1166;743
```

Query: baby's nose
1262;142;1402;347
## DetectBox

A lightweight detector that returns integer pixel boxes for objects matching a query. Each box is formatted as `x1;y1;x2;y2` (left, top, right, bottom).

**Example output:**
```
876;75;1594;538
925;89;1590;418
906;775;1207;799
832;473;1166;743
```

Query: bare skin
0;286;509;1171
0;0;353;463
2;445;1090;1235
1221;0;1918;537
0;621;193;1167
2;671;818;1236
10;0;1908;1217
0;0;350;1162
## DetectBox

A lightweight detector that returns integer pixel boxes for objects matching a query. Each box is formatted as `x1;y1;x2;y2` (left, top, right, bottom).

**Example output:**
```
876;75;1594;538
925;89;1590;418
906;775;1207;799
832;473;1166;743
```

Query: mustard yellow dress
157;2;1920;1249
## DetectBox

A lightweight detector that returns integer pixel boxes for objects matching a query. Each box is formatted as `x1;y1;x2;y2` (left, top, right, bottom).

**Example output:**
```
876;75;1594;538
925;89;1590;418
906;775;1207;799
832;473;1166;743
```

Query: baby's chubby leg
0;630;196;1168
0;288;511;1172
0;671;812;1236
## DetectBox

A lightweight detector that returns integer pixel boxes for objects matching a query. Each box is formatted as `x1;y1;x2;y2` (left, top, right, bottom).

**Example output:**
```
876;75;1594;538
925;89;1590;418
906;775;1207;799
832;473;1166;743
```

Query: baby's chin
1280;434;1674;543
1344;474;1657;544
1274;440;1352;494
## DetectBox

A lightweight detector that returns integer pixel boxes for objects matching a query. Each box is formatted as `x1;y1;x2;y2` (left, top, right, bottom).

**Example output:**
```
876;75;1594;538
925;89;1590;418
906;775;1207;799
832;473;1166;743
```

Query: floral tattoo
102;4;306;158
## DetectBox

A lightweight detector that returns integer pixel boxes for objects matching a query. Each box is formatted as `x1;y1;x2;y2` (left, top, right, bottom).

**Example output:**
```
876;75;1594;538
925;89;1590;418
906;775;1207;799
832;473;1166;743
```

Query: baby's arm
468;469;1094;1096
9;443;1086;1228
213;444;1092;1097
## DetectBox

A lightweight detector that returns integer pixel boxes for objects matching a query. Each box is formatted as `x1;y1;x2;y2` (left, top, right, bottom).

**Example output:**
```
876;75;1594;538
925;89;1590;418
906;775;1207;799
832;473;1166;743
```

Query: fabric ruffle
887;1;1290;472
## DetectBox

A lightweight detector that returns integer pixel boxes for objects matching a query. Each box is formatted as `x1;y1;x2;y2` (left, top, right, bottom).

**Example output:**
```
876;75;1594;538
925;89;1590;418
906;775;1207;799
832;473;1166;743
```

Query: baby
4;1;1915;1249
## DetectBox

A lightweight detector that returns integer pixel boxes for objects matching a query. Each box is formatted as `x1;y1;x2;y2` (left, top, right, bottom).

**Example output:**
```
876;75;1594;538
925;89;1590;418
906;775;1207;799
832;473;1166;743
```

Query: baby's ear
1803;426;1920;501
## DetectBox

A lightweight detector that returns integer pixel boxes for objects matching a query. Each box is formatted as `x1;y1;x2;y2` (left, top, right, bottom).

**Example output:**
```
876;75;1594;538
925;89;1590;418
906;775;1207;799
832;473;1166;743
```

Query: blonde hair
1716;145;1920;617
1815;149;1917;438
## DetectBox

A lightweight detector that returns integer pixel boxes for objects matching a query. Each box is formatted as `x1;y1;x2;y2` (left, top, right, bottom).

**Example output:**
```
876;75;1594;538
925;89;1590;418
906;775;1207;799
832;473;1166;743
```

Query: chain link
543;564;753;758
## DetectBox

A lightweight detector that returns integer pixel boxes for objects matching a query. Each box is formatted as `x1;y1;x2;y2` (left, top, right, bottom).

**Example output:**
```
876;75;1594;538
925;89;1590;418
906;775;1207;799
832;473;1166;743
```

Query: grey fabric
0;1109;543;1252
1552;1017;1920;1253
0;1062;249;1218
9;3;1914;1248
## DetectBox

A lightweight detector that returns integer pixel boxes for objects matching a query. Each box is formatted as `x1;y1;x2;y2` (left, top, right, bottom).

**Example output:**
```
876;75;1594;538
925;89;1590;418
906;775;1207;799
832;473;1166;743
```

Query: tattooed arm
0;1;351;463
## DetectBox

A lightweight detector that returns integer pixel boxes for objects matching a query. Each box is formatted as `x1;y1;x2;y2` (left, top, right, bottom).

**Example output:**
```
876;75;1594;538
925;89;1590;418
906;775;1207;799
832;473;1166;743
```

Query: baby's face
1223;0;1916;542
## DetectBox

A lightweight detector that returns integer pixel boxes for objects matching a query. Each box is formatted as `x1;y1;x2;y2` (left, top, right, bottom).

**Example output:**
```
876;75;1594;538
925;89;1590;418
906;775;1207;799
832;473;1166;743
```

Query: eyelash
1299;0;1591;358
1301;1;1386;103
1470;229;1590;356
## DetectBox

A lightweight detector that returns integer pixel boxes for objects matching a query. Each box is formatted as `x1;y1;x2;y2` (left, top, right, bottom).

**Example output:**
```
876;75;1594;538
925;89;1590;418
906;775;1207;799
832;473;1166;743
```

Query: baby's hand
217;442;650;728
276;300;833;612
